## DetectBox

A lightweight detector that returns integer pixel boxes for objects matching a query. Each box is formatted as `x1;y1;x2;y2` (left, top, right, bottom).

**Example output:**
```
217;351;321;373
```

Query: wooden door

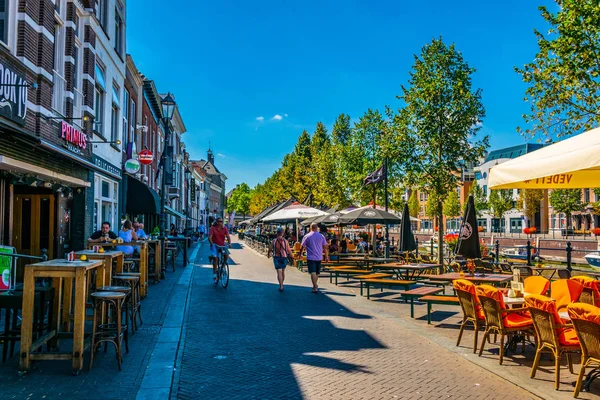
13;194;55;260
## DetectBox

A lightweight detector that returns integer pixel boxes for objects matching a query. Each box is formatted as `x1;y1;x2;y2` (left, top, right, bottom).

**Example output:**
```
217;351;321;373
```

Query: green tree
227;183;251;219
425;192;438;219
549;189;583;228
464;181;488;215
443;190;461;218
516;0;600;138
488;189;514;219
398;37;488;262
516;189;544;228
408;190;420;218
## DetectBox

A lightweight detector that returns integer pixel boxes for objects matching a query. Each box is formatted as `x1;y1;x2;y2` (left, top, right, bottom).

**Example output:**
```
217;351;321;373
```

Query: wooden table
88;241;149;297
532;267;565;279
74;250;123;288
146;240;162;282
342;257;397;267
167;236;191;266
20;259;103;374
427;273;512;285
372;263;442;280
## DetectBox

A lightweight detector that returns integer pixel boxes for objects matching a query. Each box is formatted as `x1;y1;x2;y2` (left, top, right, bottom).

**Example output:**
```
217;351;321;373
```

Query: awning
488;127;600;189
165;205;186;219
125;175;160;215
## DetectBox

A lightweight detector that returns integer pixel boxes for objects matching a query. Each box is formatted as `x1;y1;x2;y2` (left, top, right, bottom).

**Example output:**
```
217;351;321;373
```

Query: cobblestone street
174;238;539;400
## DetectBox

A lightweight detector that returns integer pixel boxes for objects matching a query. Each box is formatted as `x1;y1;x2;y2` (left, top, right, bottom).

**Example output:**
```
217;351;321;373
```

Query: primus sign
61;121;88;153
0;62;28;125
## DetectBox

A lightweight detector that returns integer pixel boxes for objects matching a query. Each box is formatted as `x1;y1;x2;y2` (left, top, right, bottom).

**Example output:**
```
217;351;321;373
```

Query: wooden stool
89;291;127;371
112;274;142;331
97;286;133;335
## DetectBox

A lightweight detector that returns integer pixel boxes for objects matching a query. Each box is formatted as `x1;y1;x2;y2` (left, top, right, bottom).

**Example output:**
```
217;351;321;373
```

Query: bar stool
112;274;143;331
89;291;127;371
96;286;133;335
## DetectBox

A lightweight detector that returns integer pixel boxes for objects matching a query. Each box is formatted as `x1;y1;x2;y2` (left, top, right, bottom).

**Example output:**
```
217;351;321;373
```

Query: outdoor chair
524;276;550;296
525;294;581;390
570;276;600;307
453;279;486;353
476;284;534;365
551;279;584;312
420;254;432;263
515;266;534;277
292;242;302;256
567;302;600;397
558;269;572;279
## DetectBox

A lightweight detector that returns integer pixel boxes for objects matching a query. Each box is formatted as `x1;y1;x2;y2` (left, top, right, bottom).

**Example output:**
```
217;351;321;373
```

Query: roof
484;143;544;163
194;159;222;176
141;78;163;123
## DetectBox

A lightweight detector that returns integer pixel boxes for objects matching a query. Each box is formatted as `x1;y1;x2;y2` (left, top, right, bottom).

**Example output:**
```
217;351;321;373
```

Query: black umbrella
455;195;481;259
338;207;401;226
399;202;416;252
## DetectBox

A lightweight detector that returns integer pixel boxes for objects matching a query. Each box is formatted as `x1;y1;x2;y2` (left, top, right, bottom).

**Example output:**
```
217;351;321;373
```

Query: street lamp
184;168;191;234
159;93;176;275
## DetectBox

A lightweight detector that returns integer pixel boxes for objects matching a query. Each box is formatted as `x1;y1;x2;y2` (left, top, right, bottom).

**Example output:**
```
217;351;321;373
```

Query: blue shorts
273;256;287;270
210;245;229;258
307;260;322;275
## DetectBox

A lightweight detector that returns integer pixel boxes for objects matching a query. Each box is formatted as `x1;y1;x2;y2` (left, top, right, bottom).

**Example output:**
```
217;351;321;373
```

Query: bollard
495;240;500;264
566;241;572;271
415;237;419;256
526;241;532;266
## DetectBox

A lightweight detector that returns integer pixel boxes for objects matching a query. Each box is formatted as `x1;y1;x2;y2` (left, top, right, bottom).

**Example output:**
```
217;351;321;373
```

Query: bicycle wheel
220;259;229;288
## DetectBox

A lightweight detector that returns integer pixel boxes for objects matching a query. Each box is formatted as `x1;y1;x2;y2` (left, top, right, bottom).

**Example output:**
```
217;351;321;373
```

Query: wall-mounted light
88;139;122;145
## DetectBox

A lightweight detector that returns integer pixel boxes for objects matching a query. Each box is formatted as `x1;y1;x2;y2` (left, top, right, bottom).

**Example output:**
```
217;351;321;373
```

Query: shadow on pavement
176;272;384;399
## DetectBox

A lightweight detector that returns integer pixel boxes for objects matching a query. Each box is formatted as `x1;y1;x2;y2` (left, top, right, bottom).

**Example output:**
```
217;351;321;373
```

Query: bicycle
214;245;229;288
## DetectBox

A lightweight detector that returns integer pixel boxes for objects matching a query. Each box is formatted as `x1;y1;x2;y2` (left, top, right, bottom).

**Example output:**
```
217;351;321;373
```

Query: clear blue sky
127;0;553;191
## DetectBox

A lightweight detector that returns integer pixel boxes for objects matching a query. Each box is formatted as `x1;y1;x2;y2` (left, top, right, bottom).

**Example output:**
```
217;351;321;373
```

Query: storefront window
95;177;119;230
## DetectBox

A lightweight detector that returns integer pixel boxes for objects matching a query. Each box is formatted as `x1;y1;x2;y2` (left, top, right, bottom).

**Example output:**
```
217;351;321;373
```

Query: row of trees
225;1;600;258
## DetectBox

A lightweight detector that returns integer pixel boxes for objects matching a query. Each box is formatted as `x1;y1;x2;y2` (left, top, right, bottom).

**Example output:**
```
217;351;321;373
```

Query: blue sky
127;0;553;191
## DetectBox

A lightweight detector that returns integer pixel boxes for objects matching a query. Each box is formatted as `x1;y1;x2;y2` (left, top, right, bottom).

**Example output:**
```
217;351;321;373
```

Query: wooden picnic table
341;257;397;267
20;259;104;374
88;241;149;297
372;263;443;280
73;250;123;288
426;272;512;285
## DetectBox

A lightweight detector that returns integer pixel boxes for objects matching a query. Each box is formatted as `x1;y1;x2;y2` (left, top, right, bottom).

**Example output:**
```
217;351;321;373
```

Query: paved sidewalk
173;238;538;400
0;243;199;400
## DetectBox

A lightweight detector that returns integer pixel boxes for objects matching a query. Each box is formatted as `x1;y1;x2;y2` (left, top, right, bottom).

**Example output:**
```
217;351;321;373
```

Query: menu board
0;246;15;291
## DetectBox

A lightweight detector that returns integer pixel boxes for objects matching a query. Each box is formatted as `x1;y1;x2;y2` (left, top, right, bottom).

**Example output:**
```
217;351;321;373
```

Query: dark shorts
307;260;322;275
273;256;287;270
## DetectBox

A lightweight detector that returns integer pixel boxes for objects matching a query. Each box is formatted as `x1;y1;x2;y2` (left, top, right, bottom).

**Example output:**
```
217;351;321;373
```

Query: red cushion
504;313;533;329
558;328;579;346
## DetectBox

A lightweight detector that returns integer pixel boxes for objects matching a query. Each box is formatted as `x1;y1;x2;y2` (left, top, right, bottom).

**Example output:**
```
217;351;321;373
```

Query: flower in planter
523;227;531;234
593;228;600;236
477;226;484;232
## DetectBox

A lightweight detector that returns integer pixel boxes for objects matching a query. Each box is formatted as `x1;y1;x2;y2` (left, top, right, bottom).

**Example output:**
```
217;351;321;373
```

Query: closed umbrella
399;202;417;253
455;195;481;260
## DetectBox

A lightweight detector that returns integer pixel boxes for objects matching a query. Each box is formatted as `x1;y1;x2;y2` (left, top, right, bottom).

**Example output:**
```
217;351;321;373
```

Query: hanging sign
138;149;153;165
61;121;88;154
0;61;28;125
124;159;141;174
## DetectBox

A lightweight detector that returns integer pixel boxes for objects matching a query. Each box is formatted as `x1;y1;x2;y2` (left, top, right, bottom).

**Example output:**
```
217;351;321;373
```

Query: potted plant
151;226;160;239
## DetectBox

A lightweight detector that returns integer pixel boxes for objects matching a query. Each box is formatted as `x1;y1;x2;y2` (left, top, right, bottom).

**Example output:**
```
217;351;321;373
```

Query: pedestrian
267;227;292;292
198;222;206;240
301;223;329;293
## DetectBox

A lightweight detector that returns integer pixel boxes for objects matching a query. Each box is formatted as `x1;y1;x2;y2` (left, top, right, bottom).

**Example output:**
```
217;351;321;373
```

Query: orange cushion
567;302;600;325
454;279;485;319
504;313;533;329
524;276;550;296
551;279;584;311
525;294;562;325
476;284;507;309
572;278;600;308
558;327;579;346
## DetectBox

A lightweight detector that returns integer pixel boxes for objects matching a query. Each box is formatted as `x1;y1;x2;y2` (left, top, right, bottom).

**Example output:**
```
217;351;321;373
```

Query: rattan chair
551;279;584;312
476;285;534;364
570;276;600;307
524;276;550;296
525;294;581;390
453;279;486;353
567;302;600;398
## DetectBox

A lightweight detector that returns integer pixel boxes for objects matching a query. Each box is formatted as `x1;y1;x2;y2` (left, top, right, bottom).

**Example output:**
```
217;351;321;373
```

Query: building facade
192;149;226;226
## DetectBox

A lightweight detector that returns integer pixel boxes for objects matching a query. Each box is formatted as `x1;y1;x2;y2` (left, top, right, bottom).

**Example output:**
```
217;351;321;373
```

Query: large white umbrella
262;203;328;223
489;127;600;189
351;204;420;222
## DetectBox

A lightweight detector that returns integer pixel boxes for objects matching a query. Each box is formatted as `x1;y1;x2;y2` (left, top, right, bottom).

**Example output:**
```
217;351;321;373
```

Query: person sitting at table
340;237;348;253
116;220;138;256
88;221;118;243
134;222;148;239
354;238;365;254
170;223;178;237
329;238;339;260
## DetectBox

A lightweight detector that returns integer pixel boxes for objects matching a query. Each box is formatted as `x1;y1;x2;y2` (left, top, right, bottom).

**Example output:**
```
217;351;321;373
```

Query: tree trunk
437;200;444;264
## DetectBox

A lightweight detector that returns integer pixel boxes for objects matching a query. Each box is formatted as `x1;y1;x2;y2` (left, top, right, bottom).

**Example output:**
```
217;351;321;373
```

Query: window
584;188;590;203
483;185;487;196
114;6;124;56
111;84;120;142
0;0;7;44
96;0;108;30
129;99;136;145
123;90;129;144
94;64;106;134
52;23;66;115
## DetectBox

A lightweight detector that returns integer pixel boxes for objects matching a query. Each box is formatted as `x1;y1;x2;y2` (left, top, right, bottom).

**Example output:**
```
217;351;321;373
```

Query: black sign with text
0;61;28;125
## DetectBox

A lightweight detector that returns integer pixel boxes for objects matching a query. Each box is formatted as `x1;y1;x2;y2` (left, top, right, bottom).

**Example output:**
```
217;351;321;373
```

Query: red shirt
209;226;229;246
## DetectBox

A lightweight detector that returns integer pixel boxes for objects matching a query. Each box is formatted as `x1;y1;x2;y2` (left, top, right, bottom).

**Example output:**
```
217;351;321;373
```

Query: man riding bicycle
208;218;232;282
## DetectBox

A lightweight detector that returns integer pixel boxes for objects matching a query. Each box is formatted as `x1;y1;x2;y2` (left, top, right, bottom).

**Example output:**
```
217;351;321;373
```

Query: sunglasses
217;220;223;223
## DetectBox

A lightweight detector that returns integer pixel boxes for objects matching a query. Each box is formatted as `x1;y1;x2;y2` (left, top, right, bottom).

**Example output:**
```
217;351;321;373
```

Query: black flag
455;195;481;259
363;165;386;186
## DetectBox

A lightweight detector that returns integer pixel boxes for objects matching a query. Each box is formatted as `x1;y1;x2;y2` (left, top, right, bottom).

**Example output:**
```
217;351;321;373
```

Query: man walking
301;223;329;293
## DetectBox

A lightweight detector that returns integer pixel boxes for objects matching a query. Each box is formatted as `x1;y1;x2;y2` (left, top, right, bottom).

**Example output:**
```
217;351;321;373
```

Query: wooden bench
331;269;375;285
400;286;445;318
354;273;393;296
418;295;460;324
361;279;415;299
415;279;450;293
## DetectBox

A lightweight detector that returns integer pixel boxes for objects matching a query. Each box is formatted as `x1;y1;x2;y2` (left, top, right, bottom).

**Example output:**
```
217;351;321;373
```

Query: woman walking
267;227;292;292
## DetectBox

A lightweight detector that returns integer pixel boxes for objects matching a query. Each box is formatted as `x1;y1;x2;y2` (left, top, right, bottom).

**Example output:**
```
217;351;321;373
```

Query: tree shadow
176;271;386;398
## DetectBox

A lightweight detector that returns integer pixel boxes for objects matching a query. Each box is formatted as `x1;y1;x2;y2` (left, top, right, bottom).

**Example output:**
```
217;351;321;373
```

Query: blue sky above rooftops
127;0;556;191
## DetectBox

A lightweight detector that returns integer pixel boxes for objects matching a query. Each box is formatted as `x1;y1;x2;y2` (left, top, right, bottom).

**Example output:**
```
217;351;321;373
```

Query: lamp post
159;93;176;275
184;168;191;235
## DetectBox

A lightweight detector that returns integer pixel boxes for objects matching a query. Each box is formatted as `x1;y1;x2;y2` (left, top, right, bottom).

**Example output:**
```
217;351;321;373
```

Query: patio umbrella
455;195;481;259
398;202;416;252
488;127;600;189
338;207;401;226
262;203;328;223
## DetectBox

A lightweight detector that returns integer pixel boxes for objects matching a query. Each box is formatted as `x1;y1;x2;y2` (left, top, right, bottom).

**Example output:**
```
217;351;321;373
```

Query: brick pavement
0;244;198;400
174;238;538;400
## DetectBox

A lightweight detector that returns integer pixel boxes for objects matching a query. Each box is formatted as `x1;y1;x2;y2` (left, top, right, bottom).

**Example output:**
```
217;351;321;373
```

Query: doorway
13;194;55;260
